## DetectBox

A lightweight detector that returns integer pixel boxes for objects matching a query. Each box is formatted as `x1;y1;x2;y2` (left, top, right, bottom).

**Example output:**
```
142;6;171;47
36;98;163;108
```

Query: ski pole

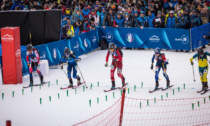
77;64;88;88
62;69;68;78
192;64;196;82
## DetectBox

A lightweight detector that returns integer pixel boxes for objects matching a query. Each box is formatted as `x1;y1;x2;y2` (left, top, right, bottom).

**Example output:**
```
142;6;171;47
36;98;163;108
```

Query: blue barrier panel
21;50;28;75
191;23;210;49
98;27;191;50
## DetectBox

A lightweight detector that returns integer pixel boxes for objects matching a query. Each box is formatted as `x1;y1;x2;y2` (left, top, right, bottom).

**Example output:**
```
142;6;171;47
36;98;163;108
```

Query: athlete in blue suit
60;48;81;88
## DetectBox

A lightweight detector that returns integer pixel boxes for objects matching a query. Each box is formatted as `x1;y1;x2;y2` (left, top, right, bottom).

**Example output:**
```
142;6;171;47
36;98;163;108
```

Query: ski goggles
65;53;70;55
109;49;114;51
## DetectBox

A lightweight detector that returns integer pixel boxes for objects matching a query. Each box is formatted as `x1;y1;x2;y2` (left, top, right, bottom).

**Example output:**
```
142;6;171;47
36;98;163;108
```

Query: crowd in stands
1;0;210;39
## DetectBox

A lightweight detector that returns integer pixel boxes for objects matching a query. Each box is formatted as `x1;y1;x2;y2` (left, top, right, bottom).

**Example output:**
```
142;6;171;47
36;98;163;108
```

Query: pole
77;64;88;88
119;87;126;126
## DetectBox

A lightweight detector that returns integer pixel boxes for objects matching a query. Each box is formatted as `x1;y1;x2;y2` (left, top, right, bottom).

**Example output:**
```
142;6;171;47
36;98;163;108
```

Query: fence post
119;87;126;126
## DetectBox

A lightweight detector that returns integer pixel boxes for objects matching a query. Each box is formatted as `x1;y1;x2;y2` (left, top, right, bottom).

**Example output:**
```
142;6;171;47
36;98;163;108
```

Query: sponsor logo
149;35;160;42
93;36;97;43
106;32;113;41
53;48;57;59
126;33;134;42
84;38;88;48
175;35;189;44
74;41;80;51
40;51;46;59
15;49;21;57
1;34;14;41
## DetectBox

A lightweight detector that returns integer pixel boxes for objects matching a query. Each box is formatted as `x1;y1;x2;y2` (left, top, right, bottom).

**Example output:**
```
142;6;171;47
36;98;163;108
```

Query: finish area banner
98;27;191;51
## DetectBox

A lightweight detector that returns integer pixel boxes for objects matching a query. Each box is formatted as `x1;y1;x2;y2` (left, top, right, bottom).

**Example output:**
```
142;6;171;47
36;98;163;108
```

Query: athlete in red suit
105;43;125;89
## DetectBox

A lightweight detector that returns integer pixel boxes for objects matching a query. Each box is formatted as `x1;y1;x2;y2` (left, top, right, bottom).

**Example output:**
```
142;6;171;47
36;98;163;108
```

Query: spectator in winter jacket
153;11;165;28
99;8;107;26
82;5;91;19
164;0;171;10
137;11;148;30
133;11;139;27
175;11;187;29
113;13;124;27
103;8;115;29
73;19;83;36
190;10;201;28
183;9;191;29
90;17;96;30
90;9;100;27
83;18;91;33
147;11;155;28
10;0;24;10
71;10;83;23
62;18;74;39
166;10;176;28
123;13;133;27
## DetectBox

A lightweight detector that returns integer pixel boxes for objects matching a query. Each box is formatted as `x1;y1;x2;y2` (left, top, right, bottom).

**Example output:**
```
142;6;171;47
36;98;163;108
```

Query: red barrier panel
1;27;22;84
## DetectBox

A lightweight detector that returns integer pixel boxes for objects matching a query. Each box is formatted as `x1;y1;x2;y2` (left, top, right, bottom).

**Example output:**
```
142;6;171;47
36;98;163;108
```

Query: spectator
147;10;155;28
10;0;24;10
200;5;209;24
204;34;210;40
73;19;83;36
71;10;83;24
164;0;171;10
166;10;176;28
183;9;191;29
103;8;115;29
123;13;133;28
190;10;201;27
90;9;100;27
153;11;165;28
99;8;107;26
82;5;91;19
133;11;139;27
83;18;91;33
62;18;74;39
90;17;96;30
176;11;187;29
113;13;124;27
137;11;148;30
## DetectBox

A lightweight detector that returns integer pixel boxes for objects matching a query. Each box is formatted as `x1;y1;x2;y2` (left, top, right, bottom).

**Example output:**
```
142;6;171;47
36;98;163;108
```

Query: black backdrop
0;10;61;45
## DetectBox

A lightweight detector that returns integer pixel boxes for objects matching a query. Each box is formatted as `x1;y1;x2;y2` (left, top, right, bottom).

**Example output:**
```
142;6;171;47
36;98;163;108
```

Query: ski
104;83;128;92
161;85;174;91
200;89;210;95
23;82;49;88
197;90;204;93
149;88;163;93
60;82;86;90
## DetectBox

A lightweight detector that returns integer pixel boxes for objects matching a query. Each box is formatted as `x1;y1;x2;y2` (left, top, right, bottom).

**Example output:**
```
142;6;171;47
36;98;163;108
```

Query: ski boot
29;77;33;86
166;80;170;88
40;74;44;85
204;82;208;91
77;76;81;86
122;77;125;86
111;81;115;90
155;81;159;90
68;78;73;88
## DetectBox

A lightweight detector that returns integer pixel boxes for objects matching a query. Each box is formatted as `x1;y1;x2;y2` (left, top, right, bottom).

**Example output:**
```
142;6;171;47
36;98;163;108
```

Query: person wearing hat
73;19;82;36
175;11;187;29
166;10;176;28
103;8;115;29
190;9;201;28
123;13;133;27
137;11;148;30
152;10;165;28
183;9;191;29
133;11;139;27
82;5;91;19
99;7;107;26
190;48;210;94
113;13;124;27
147;10;155;28
90;9;100;26
71;9;83;23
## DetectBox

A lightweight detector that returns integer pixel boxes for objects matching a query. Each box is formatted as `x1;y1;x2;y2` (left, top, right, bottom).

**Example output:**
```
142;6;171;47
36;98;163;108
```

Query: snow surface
0;48;210;126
